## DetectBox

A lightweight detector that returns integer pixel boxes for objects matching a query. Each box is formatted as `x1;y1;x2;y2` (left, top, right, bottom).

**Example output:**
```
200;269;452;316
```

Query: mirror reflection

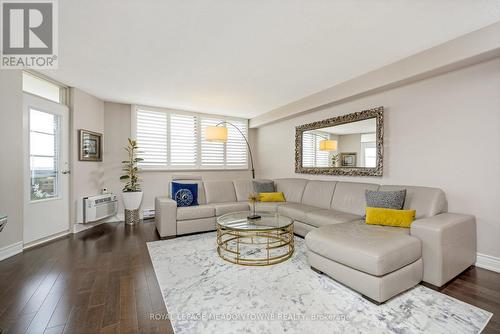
302;118;377;168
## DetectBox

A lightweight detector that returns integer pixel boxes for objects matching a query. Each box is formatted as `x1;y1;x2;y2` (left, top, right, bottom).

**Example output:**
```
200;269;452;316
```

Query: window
30;109;60;201
201;117;225;167
133;106;248;170
226;119;248;167
360;133;376;168
302;132;330;167
362;143;377;168
170;114;197;167
136;109;167;167
23;72;66;104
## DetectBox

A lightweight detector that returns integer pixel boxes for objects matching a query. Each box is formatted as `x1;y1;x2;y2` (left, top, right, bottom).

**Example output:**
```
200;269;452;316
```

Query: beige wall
0;71;23;252
255;57;500;258
69;88;105;231
337;134;361;166
103;102;253;215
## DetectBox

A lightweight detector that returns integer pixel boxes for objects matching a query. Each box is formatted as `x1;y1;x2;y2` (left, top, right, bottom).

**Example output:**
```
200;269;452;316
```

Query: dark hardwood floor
0;221;498;333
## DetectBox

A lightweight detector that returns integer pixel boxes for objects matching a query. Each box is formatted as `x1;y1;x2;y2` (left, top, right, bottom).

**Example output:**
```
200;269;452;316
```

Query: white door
23;93;70;245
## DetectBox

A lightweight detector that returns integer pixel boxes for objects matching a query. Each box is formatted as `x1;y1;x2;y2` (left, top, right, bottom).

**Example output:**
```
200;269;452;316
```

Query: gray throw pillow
365;189;406;210
253;180;275;193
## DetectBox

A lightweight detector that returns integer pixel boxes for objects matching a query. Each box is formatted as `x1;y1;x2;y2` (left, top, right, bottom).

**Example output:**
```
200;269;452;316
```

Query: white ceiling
42;0;500;118
318;118;376;135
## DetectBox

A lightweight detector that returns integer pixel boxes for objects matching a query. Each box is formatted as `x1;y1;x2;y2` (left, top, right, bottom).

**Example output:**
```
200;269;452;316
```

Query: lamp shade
205;126;228;142
319;139;337;151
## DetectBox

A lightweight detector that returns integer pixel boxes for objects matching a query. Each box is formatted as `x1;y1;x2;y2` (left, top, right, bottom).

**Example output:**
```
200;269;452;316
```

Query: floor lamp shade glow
205;126;228;142
205;122;255;179
319;140;337;151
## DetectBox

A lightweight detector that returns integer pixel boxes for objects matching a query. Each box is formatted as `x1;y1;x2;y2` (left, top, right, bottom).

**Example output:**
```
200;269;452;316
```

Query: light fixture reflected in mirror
319;139;337;151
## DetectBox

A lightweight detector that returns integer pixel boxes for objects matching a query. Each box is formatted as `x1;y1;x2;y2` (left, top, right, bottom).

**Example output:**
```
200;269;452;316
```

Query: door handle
61;170;71;175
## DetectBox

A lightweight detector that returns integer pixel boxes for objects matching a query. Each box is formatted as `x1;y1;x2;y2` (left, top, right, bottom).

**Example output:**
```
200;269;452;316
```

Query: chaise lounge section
155;177;476;303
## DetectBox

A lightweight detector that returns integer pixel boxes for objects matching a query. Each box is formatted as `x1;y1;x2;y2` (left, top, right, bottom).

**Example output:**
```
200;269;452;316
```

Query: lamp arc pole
215;121;255;179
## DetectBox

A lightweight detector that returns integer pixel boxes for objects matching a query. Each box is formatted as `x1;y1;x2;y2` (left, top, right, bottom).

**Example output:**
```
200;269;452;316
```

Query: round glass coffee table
216;211;294;266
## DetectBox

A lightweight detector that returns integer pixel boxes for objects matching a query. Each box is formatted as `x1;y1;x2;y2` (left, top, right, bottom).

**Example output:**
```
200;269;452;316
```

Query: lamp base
247;214;261;220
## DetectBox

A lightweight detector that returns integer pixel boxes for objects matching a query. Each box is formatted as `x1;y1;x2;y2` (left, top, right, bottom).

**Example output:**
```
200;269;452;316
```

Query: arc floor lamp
205;122;255;179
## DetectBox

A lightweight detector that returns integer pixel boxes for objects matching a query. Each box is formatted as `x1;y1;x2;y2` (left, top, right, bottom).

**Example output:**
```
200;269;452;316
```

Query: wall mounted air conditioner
82;194;118;223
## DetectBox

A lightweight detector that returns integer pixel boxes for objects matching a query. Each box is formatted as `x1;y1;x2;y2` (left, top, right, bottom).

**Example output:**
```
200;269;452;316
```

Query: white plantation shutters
136;109;168;167
302;132;329;167
316;140;329;167
170;114;197;167
226;119;248;168
133;106;248;170
302;132;315;167
201;117;225;167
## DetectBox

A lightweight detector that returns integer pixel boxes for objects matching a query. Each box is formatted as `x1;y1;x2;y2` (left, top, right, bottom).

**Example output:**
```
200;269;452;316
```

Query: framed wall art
79;129;102;161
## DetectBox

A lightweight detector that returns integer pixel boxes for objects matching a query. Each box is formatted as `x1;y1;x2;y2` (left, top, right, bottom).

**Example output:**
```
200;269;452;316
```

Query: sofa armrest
410;213;476;287
155;197;177;238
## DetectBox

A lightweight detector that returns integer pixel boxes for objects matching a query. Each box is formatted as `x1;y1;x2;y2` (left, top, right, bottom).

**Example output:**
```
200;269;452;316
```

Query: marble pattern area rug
147;232;492;334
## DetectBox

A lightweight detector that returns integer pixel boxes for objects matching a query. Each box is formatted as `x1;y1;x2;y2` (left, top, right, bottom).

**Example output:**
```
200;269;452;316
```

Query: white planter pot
122;191;143;210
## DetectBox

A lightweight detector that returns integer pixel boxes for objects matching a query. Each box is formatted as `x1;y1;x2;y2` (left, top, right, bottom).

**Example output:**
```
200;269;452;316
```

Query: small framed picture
340;152;357;167
79;129;102;161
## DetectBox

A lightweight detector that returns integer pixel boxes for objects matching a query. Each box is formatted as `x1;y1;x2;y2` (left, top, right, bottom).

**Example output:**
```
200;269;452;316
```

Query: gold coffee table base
216;224;294;266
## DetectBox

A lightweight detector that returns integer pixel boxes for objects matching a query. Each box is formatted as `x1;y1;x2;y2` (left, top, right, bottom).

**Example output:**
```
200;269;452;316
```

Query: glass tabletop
217;211;293;231
0;213;6;220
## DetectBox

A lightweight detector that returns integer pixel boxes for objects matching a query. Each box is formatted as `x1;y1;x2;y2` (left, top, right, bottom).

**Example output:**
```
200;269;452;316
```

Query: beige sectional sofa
155;177;476;303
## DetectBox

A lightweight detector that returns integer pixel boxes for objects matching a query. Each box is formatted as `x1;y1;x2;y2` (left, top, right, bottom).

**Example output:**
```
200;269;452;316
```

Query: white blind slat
135;108;248;169
302;132;329;167
170;114;197;166
201;118;225;167
136;109;167;166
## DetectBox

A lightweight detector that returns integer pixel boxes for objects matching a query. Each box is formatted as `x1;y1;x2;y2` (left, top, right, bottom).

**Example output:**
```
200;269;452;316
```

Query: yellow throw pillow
365;207;416;228
259;192;286;202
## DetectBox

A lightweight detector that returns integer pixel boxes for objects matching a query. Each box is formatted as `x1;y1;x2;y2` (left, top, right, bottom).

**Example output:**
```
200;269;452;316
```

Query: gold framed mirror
295;107;383;176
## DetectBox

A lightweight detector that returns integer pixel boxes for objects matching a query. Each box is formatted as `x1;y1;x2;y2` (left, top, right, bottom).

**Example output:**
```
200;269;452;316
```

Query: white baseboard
0;241;23;261
105;213;124;223
73;214;124;234
475;253;500;273
23;230;70;250
73;220;106;234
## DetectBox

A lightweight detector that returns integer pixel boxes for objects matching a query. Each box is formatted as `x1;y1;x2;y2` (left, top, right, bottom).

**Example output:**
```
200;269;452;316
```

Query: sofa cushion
177;205;215;221
171;182;198;207
305;209;360;227
212;202;250;216
259;192;285;202
305;221;421;276
365;189;406;210
275;178;308;203
233;179;253;202
204;180;237;203
169;178;207;204
252;179;275;193
301;180;337;209
366;207;416;228
278;203;319;222
331;182;379;215
255;201;285;212
379;185;447;219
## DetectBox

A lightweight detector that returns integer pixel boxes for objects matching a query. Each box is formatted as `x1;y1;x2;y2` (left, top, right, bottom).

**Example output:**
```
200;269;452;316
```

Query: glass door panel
29;108;60;201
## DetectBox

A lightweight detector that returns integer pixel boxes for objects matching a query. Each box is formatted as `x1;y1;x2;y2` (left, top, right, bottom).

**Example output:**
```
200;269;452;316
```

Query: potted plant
331;153;340;167
120;138;143;217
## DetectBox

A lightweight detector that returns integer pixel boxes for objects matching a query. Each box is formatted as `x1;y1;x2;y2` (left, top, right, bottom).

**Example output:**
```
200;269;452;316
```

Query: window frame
22;71;68;105
131;105;249;171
